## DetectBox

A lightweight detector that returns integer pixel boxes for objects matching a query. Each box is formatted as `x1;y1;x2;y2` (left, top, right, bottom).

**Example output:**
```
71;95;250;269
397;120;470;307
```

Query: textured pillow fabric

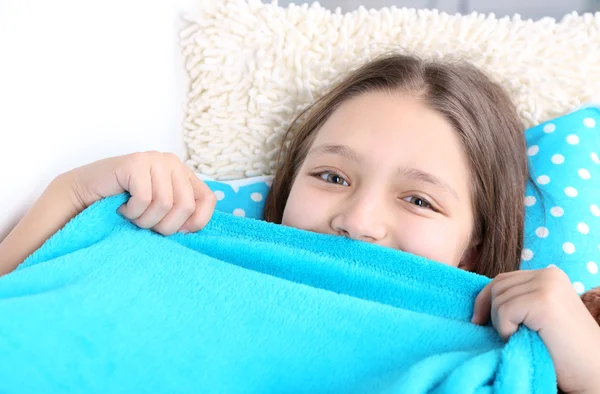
522;106;600;294
200;106;600;293
181;0;600;180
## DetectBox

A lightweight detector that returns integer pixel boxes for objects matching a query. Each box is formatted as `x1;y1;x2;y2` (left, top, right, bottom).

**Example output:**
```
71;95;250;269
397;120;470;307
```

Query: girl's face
282;91;477;268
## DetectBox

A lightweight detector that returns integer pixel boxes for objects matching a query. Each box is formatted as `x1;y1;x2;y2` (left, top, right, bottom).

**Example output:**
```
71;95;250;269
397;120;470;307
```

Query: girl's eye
403;195;434;210
318;172;349;186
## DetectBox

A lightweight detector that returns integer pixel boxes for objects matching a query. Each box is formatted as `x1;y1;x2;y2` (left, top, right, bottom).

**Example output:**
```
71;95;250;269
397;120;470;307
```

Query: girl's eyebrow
401;167;460;200
308;143;460;200
308;144;362;162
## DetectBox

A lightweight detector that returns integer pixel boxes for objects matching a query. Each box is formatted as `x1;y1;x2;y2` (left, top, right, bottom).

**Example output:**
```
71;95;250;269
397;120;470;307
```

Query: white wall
0;0;197;241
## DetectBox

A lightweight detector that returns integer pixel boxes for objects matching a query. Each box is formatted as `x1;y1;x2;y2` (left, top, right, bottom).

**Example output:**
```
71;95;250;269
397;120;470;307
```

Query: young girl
1;54;599;392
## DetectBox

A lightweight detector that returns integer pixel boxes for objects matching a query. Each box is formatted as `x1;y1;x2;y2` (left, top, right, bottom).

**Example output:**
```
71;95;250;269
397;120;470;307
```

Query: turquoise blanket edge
0;193;556;393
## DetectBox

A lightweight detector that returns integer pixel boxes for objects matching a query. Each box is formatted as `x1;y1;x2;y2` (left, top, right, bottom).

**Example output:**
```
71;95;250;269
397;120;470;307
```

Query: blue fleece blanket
0;193;555;393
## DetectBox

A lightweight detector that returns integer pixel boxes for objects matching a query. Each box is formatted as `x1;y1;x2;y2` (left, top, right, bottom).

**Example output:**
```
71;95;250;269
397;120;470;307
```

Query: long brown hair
264;53;528;278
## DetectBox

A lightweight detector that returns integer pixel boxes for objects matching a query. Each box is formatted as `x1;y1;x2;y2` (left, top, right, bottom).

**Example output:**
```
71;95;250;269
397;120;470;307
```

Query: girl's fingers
490;271;536;301
179;173;217;232
132;165;174;229
472;282;493;325
472;270;535;325
492;284;538;340
178;192;217;233
116;155;215;235
492;279;539;311
188;170;213;201
118;168;153;220
493;290;538;341
152;170;196;236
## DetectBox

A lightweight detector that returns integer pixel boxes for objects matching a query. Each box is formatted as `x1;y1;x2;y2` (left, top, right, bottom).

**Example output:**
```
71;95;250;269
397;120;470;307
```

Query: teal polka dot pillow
522;106;600;294
201;176;271;220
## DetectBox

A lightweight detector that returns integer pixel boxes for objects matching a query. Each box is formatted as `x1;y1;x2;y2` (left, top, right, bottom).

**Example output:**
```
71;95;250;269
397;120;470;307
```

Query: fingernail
179;229;189;234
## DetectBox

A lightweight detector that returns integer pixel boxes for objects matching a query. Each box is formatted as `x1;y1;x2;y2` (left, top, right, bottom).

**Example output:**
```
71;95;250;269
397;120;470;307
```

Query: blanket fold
0;194;555;393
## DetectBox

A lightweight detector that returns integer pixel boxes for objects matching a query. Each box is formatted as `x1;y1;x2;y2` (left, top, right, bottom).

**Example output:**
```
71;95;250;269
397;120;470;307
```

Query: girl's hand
68;151;216;236
472;267;600;393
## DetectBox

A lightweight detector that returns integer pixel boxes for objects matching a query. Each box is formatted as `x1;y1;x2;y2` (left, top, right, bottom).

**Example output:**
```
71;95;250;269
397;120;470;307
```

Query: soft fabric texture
0;194;555;393
523;106;600;293
180;0;600;179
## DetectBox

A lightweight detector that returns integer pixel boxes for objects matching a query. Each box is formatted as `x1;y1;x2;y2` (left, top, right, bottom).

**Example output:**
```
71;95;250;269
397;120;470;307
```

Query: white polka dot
563;242;576;254
250;192;263;202
214;190;225;201
233;208;246;217
551;154;565;164
550;206;564;217
577;222;590;235
537;175;550;185
584;117;596;128
543;123;556;133
564;187;578;197
527;145;539;156
521;249;534;261
587;261;598;274
578;168;591;180
591;204;600;217
524;196;537;207
535;227;549;238
573;282;585;295
566;134;580;145
592;152;600;164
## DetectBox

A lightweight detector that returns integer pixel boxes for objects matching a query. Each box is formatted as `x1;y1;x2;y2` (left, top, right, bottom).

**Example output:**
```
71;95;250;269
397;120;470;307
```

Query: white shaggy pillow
181;0;600;180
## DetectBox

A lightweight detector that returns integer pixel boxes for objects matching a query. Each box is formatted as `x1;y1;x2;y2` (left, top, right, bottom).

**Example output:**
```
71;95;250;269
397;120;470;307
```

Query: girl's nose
330;197;387;243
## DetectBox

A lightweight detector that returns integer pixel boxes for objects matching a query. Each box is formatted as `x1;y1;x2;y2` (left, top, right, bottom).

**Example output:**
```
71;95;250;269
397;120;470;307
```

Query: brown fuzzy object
581;287;600;326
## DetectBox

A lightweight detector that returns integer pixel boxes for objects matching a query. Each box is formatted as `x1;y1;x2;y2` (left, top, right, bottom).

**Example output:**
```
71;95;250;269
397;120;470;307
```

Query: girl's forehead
312;92;463;160
307;91;473;196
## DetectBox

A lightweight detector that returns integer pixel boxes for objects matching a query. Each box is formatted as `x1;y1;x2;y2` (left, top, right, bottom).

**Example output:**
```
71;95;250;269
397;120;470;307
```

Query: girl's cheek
397;219;464;267
282;182;330;230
